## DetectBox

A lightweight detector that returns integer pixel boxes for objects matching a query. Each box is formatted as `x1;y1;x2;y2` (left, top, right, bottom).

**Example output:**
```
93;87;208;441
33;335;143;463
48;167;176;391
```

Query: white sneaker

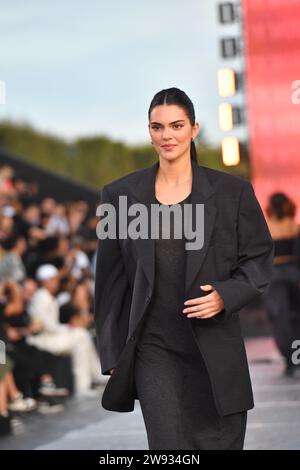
8;394;37;412
38;382;69;397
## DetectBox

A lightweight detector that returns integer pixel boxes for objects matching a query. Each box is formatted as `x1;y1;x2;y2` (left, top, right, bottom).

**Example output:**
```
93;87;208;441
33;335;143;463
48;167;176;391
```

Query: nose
162;129;172;141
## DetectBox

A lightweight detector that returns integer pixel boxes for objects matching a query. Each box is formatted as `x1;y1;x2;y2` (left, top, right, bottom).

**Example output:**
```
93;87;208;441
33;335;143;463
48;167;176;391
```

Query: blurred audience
27;264;101;396
0;164;106;437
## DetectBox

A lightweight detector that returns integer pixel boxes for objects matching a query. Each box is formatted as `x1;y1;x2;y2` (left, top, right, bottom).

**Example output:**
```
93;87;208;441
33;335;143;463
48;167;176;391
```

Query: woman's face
149;104;199;162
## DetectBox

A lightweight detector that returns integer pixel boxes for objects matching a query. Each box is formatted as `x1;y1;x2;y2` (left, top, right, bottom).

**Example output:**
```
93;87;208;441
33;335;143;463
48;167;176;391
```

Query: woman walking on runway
94;87;274;450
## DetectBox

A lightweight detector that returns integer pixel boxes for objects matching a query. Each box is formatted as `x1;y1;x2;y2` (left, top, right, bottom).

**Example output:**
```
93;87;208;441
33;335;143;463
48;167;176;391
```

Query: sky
0;0;246;146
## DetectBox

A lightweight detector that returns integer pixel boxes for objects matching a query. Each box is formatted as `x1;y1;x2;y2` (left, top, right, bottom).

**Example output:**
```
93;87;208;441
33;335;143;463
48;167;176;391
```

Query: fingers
184;294;214;306
183;292;218;312
200;284;214;291
185;307;217;318
183;299;212;312
183;284;223;319
184;285;216;305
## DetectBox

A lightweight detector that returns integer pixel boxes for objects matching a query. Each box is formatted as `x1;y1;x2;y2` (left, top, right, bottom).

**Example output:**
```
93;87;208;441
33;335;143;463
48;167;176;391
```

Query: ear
192;121;200;140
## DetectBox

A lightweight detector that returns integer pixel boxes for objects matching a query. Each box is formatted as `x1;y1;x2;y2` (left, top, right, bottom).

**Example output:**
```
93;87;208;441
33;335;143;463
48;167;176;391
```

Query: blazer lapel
185;161;216;294
130;162;157;290
131;159;216;296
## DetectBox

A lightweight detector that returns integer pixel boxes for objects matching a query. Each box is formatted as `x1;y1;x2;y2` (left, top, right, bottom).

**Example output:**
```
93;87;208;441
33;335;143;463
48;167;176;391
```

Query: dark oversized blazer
93;159;274;416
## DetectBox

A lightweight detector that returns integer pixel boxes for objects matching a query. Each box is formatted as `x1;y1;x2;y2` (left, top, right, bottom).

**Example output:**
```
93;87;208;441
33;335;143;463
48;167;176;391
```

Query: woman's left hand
182;284;225;319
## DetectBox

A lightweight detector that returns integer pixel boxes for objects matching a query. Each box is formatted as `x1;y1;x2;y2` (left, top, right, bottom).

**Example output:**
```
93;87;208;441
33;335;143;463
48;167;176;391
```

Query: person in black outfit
94;87;274;450
264;193;300;375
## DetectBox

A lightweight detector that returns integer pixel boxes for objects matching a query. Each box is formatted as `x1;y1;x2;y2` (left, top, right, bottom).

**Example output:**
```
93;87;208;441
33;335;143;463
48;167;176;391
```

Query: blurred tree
0;120;250;188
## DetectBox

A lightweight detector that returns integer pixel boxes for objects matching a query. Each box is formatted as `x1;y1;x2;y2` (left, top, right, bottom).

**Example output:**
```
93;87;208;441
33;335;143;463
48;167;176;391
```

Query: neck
156;155;192;187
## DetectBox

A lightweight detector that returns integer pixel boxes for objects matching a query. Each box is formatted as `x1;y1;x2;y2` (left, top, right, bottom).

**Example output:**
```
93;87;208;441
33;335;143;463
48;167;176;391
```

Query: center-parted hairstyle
148;87;199;164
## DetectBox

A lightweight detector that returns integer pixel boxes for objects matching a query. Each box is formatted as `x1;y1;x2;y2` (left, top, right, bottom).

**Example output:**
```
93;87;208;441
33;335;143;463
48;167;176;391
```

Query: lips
162;145;176;149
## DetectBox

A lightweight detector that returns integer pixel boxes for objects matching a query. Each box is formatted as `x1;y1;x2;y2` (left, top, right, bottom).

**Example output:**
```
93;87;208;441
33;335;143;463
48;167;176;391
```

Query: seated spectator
0;235;27;283
0;362;37;414
15;204;41;239
27;236;67;279
40;198;57;216
77;215;98;262
67;202;88;236
27;264;104;396
0;279;69;399
60;281;94;329
67;236;92;281
0;209;15;245
45;204;69;236
11;176;34;209
0;298;37;437
0;166;16;199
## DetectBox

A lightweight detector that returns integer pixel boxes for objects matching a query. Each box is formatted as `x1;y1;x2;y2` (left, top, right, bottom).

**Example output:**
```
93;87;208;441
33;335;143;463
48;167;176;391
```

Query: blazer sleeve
210;180;274;321
93;185;132;375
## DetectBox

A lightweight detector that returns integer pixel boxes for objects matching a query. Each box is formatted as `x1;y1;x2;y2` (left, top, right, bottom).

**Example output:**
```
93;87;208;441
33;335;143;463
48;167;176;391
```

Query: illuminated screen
242;0;300;220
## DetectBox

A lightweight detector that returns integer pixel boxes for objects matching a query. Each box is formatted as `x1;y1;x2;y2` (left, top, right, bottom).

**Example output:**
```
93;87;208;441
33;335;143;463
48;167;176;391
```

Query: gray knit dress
134;193;247;450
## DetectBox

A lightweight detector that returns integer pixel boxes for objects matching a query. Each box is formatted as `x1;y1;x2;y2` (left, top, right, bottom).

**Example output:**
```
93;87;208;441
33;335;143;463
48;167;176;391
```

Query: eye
151;125;160;130
173;124;183;129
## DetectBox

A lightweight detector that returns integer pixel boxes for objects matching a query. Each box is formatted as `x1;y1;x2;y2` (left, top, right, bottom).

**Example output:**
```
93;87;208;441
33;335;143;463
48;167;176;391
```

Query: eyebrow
150;120;185;125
